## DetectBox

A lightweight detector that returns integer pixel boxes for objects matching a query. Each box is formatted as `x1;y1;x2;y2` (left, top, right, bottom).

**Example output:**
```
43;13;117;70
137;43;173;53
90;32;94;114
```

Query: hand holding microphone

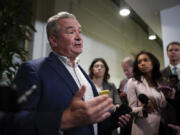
138;94;154;117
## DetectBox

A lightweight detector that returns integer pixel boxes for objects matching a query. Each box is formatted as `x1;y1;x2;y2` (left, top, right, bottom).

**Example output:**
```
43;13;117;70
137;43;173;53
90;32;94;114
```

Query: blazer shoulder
161;66;169;72
161;66;172;77
103;82;116;88
20;58;46;71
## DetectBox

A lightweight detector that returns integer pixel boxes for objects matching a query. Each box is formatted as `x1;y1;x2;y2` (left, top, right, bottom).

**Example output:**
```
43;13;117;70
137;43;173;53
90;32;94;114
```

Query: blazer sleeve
11;62;62;135
111;83;121;105
126;79;144;117
104;82;121;105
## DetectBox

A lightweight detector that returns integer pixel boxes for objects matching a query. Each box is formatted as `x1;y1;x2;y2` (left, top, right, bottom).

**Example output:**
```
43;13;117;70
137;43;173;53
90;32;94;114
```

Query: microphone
0;84;37;112
138;94;149;117
138;94;148;104
17;85;37;105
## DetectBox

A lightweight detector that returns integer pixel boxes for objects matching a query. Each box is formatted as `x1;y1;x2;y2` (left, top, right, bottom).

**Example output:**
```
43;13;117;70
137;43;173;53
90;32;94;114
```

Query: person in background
162;41;180;79
127;51;166;135
89;58;121;135
118;57;134;135
11;11;130;135
161;41;180;125
89;58;121;105
119;57;134;104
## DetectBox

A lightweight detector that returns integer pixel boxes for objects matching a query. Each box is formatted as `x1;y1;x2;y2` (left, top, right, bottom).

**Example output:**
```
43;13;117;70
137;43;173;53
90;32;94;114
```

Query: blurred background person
89;58;121;105
89;58;121;135
119;57;134;104
118;57;134;135
162;41;180;79
127;51;166;135
161;41;180;125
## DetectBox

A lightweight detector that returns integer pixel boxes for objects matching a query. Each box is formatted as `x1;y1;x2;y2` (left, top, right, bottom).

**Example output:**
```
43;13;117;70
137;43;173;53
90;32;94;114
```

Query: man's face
122;63;133;78
50;18;83;60
167;44;180;64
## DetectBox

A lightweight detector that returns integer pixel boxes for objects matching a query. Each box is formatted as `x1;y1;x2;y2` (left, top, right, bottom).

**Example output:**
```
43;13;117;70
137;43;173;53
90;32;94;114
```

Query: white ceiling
125;0;180;39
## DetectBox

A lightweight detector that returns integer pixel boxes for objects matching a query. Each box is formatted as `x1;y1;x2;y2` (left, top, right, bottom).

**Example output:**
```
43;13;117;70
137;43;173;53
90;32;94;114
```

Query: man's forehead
122;63;131;68
169;44;180;48
59;18;81;27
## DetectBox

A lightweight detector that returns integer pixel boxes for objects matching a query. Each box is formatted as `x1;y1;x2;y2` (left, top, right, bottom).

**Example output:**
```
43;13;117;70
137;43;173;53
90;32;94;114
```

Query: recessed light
148;34;157;40
119;8;131;16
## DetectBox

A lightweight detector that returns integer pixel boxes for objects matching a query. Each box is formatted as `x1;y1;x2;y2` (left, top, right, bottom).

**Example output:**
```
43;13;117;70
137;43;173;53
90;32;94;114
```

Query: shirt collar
53;51;80;67
169;63;180;70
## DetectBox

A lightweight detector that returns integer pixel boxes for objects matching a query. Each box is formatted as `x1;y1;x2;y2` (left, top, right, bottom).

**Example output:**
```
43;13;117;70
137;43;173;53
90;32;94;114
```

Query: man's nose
75;32;81;40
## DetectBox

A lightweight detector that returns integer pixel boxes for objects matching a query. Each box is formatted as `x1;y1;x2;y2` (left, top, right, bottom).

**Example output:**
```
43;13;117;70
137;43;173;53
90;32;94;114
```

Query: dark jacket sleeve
9;62;62;135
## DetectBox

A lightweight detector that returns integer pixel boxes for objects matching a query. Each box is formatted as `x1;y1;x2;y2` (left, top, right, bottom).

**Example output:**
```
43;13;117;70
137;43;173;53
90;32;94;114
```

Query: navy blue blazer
11;52;113;135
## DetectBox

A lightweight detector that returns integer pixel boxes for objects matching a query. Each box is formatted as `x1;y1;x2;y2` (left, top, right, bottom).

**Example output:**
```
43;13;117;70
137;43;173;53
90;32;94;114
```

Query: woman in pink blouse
127;51;166;135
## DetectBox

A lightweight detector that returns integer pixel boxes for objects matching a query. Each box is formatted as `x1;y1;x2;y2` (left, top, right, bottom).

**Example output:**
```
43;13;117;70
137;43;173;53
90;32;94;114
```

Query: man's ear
49;36;57;48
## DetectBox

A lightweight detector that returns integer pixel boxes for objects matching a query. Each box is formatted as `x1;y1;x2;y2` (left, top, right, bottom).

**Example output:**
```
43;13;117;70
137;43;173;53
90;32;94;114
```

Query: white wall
32;21;49;59
160;4;180;66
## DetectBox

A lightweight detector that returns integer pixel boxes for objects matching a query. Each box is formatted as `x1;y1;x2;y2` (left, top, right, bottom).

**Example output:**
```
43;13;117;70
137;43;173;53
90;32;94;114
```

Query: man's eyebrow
65;26;82;30
65;26;74;30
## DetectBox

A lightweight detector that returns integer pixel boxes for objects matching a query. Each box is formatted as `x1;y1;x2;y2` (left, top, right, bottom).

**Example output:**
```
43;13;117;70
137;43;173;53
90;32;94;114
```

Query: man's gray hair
121;57;134;67
46;11;76;38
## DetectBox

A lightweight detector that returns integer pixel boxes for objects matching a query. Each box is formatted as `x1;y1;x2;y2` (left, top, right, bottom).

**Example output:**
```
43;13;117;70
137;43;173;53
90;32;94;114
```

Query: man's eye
66;31;74;34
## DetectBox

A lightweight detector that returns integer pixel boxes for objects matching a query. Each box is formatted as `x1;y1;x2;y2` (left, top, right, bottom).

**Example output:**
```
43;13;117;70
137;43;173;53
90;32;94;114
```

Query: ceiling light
148;34;157;40
119;8;131;16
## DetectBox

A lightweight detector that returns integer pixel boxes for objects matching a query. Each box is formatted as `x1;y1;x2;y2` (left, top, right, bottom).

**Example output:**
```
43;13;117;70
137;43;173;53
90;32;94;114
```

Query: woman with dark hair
89;58;121;105
126;51;166;135
89;58;121;135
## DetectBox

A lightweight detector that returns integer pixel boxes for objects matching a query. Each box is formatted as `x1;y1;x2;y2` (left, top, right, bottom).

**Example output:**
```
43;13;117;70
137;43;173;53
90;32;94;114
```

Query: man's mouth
73;42;82;47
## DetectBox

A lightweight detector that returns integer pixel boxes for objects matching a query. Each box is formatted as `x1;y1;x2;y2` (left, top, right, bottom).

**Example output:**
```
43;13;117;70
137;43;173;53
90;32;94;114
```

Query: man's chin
75;50;83;55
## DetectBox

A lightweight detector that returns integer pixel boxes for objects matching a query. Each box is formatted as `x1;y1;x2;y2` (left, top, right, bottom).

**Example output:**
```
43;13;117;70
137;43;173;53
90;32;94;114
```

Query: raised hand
60;85;113;130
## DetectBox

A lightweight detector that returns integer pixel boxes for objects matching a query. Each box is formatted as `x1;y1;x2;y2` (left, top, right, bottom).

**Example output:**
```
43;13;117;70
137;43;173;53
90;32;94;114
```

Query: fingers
88;94;109;106
118;114;131;127
95;112;111;122
93;98;113;122
168;124;179;130
74;85;86;100
85;95;113;123
91;97;113;114
115;104;120;108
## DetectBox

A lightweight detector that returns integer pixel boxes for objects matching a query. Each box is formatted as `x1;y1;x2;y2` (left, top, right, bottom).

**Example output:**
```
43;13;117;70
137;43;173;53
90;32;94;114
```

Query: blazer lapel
141;77;156;102
141;76;153;96
141;76;166;109
167;66;172;75
46;52;79;95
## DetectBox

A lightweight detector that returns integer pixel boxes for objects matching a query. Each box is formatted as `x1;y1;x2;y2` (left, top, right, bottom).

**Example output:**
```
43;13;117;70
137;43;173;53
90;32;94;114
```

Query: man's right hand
60;85;113;130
